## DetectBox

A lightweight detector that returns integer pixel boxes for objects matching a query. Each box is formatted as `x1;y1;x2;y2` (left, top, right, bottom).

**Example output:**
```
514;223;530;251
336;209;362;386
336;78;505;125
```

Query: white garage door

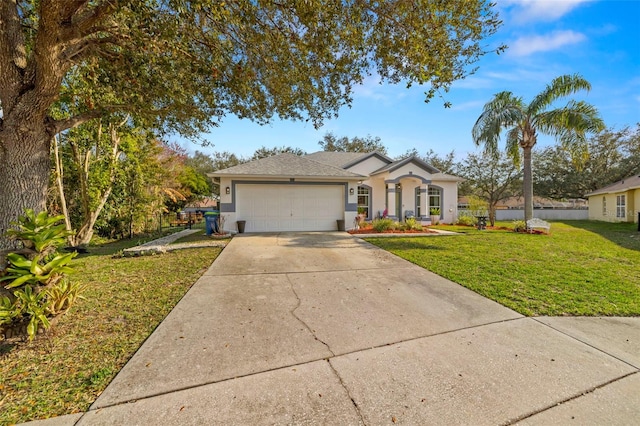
236;184;344;232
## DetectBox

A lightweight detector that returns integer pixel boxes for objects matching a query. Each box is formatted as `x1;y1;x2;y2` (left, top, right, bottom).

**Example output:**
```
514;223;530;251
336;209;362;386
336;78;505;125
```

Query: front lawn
366;221;640;316
0;238;222;424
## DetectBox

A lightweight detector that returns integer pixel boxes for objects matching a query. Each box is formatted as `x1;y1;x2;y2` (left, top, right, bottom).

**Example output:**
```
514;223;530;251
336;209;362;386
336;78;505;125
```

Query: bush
0;210;79;339
372;218;395;232
456;213;477;226
405;217;423;231
512;220;527;232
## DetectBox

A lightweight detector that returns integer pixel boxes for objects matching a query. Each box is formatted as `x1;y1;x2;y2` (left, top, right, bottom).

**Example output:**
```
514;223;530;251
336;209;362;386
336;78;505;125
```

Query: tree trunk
0;123;51;251
523;146;534;222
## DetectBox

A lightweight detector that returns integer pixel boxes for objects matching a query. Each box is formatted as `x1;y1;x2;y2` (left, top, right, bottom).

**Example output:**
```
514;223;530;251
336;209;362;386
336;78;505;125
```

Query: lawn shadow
564;220;640;251
362;237;447;251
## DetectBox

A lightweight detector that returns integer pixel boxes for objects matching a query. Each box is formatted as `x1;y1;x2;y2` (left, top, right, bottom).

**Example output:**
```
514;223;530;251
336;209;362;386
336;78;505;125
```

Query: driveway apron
80;232;639;425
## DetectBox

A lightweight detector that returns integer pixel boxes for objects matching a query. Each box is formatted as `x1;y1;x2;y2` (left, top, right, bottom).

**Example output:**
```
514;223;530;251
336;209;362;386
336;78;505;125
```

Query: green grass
367;221;640;317
0;236;222;424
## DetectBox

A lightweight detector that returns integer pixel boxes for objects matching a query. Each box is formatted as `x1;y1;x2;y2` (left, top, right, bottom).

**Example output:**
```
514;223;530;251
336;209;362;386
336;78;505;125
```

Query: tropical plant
372;218;395;232
430;208;441;215
472;74;605;222
1;210;79;339
512;220;527;233
456;213;477;226
405;217;423;231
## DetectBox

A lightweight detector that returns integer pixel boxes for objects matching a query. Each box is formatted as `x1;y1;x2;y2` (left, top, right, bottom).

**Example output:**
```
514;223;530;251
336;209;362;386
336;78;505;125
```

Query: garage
235;184;344;232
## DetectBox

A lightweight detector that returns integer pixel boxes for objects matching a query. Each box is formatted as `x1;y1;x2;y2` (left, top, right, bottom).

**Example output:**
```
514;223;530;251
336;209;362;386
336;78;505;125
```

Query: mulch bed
348;228;438;235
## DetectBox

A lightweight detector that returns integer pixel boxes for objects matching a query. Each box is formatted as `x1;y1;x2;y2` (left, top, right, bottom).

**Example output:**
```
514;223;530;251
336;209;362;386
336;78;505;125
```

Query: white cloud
500;0;592;23
509;30;586;56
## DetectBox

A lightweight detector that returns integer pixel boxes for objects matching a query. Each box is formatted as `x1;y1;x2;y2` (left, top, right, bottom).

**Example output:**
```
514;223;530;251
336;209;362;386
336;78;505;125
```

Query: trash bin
237;220;246;233
336;219;345;231
204;211;219;235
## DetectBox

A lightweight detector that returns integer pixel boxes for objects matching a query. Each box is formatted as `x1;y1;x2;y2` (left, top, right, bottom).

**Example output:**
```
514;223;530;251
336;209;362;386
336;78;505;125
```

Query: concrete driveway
53;232;638;425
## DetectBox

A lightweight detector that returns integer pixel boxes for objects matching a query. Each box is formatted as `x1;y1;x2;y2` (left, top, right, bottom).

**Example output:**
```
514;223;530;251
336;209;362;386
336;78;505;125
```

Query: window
616;195;626;218
415;187;421;217
602;197;606;216
357;186;370;219
428;187;441;214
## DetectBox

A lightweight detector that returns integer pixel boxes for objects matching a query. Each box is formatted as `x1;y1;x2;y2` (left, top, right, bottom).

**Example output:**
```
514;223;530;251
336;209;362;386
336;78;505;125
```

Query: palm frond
535;100;605;141
472;91;525;155
505;127;522;167
528;74;592;115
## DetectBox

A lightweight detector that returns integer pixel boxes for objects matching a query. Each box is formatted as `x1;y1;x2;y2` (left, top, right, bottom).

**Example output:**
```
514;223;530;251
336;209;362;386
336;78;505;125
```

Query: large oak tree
0;0;503;249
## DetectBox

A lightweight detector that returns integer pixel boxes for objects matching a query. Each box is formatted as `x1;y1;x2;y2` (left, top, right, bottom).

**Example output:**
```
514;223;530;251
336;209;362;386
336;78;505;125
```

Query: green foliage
1;252;76;288
405;217;423;231
372;218;395;232
1;210;78;340
533;125;640;199
512;220;527;232
456;213;477;226
467;195;489;217
319;132;388;154
46;279;86;316
7;209;72;253
430;208;441;215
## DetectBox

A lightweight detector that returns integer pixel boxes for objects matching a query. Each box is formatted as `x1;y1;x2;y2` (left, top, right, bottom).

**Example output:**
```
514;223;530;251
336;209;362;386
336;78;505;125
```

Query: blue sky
184;0;640;160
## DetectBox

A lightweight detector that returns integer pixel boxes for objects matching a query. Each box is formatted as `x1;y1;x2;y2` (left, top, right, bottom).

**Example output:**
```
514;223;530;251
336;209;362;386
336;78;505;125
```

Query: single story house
209;151;463;233
585;174;640;223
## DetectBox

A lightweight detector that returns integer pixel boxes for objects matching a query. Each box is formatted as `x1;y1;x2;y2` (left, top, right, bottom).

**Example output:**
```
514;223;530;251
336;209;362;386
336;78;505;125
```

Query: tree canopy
472;74;605;221
319;132;388;154
0;0;503;250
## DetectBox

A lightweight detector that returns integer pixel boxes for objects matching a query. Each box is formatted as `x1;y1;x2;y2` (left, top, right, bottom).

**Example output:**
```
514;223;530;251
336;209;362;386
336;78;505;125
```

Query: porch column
420;184;428;220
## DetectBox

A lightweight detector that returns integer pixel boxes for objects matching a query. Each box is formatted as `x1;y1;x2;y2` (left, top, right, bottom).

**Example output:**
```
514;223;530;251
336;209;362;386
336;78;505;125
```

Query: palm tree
472;74;605;222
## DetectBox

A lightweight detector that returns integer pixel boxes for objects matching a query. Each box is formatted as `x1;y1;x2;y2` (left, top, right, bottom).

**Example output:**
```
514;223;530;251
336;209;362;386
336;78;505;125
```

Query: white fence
460;209;589;221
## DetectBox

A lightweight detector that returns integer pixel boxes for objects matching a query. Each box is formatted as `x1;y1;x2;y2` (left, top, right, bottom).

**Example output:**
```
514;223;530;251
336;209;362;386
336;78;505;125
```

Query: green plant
6;209;72;253
46;279;86;316
429;208;441;215
512;220;527;232
456;214;477;226
1;209;78;339
372;218;395;232
1;252;76;288
13;285;51;338
405;217;423;231
357;206;366;215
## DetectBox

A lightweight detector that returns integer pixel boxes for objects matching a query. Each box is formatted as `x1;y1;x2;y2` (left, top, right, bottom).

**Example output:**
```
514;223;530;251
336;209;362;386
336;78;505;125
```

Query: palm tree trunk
523;146;534;222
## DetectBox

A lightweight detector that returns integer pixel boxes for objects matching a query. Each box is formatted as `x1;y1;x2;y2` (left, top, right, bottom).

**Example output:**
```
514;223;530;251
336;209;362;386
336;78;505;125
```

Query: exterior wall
634;189;640;224
216;177;360;232
437;181;459;224
346;156;390;176
588;189;640;223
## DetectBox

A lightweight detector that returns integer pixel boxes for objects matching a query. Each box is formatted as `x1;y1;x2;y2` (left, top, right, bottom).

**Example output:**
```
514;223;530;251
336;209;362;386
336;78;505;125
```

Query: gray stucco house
210;151;462;233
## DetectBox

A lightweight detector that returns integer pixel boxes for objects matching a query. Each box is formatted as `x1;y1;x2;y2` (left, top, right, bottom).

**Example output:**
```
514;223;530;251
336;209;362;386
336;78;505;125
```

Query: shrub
456;213;477;226
512;220;527;232
372;218;395;232
429;208;441;216
405;217;423;231
0;209;79;339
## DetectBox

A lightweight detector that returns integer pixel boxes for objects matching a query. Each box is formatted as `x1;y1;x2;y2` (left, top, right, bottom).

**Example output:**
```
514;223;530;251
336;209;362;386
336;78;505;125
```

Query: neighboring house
182;197;218;213
209;151;462;233
585;174;640;223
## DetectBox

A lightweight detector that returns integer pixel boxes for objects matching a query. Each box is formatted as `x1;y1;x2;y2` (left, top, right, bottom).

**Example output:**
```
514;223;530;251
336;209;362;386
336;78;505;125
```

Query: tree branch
49;110;104;134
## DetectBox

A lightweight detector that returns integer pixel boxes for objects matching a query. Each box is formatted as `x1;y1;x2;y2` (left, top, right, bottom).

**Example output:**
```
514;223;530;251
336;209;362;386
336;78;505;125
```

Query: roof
303;151;370;168
585;174;640;196
209;153;365;179
370;155;440;175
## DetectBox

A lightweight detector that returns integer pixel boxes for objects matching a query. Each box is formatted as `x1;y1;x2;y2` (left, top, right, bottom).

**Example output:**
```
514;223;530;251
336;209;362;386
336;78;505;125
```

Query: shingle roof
210;153;365;178
585;174;640;196
304;151;369;168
